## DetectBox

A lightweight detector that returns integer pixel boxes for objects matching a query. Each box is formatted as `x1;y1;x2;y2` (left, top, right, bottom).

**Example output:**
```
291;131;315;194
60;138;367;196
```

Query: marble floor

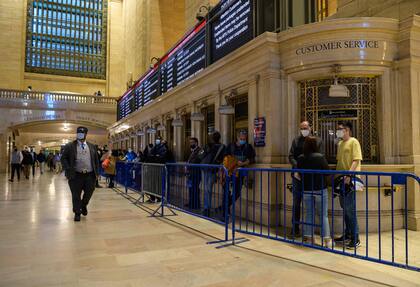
1;172;420;287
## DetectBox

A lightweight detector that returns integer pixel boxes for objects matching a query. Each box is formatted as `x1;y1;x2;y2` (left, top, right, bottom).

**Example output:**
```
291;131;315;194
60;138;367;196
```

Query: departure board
210;0;253;63
117;89;135;121
160;21;206;93
142;68;159;106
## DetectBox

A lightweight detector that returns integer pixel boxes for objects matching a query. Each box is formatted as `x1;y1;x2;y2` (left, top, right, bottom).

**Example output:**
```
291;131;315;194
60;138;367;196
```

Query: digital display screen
117;89;135;121
160;21;206;94
142;68;159;106
210;0;253;63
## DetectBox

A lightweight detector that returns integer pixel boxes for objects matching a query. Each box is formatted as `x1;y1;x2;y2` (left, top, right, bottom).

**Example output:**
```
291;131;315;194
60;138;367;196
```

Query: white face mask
128;149;132;153
301;129;310;137
77;133;86;140
336;130;344;139
155;140;161;145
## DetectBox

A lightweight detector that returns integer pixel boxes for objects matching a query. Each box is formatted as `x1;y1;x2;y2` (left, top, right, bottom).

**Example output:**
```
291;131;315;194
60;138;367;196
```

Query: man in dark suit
61;126;99;222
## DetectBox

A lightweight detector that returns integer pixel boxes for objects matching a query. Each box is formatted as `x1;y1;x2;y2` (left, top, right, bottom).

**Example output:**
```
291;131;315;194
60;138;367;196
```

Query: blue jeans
339;190;359;240
202;171;215;210
303;189;330;238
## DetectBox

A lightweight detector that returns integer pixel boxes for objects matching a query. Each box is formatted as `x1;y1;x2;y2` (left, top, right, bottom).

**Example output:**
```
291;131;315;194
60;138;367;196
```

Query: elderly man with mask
61;127;99;222
288;121;324;238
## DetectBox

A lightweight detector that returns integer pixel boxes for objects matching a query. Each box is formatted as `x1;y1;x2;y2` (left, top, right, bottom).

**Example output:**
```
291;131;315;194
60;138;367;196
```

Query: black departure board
210;0;253;63
142;68;159;106
117;89;135;121
160;21;206;94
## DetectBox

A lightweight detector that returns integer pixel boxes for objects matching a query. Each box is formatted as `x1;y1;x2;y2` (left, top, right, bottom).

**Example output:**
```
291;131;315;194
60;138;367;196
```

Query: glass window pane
25;0;107;79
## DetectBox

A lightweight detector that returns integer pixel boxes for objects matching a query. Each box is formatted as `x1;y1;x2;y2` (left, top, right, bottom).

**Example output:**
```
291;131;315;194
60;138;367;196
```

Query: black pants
188;169;201;209
222;175;244;215
32;164;36;176
292;177;302;233
11;163;21;180
68;173;96;214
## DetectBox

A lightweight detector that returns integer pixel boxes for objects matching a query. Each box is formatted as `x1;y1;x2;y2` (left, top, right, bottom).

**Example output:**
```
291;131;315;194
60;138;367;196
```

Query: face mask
301;130;310;137
239;140;246;145
336;130;344;139
77;133;86;140
155;140;161;145
128;149;132;153
190;144;197;150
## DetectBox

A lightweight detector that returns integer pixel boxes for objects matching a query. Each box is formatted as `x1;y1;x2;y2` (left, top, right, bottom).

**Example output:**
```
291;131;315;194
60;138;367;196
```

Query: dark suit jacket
61;140;99;180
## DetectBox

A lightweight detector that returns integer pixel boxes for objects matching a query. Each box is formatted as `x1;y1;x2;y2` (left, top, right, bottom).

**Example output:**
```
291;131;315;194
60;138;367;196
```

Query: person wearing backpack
223;130;255;216
200;131;226;217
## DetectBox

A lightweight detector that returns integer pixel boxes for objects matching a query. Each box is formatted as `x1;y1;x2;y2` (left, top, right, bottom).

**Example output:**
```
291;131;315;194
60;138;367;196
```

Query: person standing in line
200;131;226;217
37;150;46;174
9;147;23;182
30;147;37;177
297;136;331;248
61;127;99;222
334;122;363;249
146;136;169;203
224;130;256;215
288;121;324;238
102;150;118;188
21;147;34;179
186;137;203;210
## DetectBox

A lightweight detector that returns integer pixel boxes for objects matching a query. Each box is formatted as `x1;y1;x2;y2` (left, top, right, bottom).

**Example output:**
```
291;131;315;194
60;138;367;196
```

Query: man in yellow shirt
334;122;362;249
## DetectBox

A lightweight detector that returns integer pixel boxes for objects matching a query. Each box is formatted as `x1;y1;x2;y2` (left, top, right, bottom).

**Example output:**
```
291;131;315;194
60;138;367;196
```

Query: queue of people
8;121;364;249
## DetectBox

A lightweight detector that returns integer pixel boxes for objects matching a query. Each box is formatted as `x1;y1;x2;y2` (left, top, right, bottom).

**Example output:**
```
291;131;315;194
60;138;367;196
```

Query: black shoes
346;239;361;249
81;206;88;216
334;235;350;244
74;213;81;222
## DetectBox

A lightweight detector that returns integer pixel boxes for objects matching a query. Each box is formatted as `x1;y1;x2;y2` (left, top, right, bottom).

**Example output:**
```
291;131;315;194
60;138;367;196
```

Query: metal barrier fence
231;168;420;271
113;161;420;271
165;163;229;223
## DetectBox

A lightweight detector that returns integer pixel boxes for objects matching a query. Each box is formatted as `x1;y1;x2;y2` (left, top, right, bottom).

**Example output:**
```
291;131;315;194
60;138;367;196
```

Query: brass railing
0;89;116;105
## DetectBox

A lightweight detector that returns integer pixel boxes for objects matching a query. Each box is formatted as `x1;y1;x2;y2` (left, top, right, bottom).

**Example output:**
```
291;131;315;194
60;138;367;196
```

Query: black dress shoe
74;213;81;221
81;207;88;216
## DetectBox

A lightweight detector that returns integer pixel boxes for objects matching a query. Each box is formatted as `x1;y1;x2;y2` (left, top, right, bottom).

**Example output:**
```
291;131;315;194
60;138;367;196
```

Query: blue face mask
239;140;246;145
77;133;85;140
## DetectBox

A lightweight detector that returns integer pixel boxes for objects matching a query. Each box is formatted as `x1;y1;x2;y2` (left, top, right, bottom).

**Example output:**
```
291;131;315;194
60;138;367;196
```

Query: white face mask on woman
336;130;344;139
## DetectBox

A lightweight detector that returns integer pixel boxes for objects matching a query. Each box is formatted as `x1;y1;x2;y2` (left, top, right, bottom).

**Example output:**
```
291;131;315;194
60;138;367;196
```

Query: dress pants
68;172;96;214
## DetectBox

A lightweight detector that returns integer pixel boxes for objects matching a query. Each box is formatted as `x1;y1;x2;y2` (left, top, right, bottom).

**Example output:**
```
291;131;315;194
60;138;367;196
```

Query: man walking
9;147;23;182
61;127;99;222
30;147;37;177
334;122;363;249
37;150;46;174
288;121;324;238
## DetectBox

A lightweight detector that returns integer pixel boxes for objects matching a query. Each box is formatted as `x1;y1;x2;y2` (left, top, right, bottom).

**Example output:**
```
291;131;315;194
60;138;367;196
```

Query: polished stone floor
1;171;420;287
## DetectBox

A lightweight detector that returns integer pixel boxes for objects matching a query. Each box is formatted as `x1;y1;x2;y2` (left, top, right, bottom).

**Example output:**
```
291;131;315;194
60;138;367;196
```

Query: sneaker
346;239;361;249
324;238;333;249
334;235;350;244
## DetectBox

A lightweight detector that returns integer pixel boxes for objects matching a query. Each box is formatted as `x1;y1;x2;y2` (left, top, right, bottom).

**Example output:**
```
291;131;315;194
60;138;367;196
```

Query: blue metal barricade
165;163;231;241
230;168;420;271
115;161;127;188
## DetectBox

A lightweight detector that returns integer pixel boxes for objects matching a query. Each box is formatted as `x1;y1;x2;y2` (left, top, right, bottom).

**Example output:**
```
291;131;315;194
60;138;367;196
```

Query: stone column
191;103;205;145
397;16;420;230
0;132;9;173
172;118;184;161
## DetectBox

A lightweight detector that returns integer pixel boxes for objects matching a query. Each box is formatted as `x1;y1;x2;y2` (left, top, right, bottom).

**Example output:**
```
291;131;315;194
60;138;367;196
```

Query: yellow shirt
336;137;363;171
